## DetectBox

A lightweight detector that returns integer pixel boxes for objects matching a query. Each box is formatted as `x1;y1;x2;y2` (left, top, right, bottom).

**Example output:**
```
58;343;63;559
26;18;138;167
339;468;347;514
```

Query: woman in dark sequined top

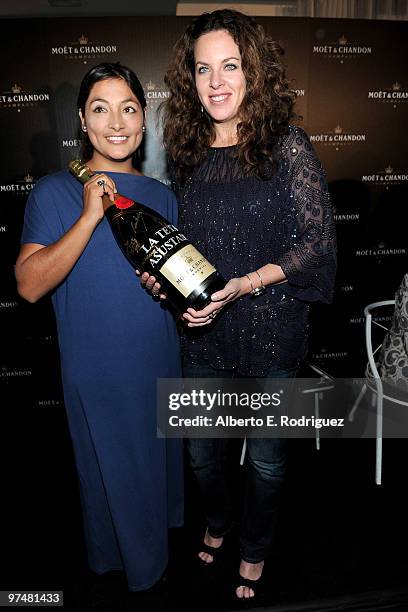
173;130;335;375
143;9;336;600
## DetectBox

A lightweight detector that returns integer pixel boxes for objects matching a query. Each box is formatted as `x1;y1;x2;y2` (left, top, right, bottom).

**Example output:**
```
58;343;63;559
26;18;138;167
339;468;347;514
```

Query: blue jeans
184;358;296;563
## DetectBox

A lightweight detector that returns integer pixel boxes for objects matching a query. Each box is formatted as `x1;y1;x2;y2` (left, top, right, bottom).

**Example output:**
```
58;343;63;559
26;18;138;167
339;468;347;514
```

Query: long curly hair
162;9;296;182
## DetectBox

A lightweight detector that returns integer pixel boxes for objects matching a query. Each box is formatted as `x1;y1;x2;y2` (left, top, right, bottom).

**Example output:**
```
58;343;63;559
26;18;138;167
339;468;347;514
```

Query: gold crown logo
78;34;88;45
392;82;401;91
11;84;21;93
24;172;33;183
334;125;343;134
385;165;393;174
146;80;156;91
338;35;347;45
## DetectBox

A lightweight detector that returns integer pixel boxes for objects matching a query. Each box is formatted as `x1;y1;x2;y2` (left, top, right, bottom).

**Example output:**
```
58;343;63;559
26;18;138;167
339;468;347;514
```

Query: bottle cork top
68;160;94;184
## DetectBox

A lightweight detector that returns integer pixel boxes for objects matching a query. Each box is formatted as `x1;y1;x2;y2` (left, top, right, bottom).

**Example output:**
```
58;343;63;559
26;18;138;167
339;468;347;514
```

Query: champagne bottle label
113;208;216;295
160;245;216;297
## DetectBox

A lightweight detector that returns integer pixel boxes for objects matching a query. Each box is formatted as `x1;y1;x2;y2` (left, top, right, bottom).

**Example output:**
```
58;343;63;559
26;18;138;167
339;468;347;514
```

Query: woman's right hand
81;173;117;225
136;270;167;299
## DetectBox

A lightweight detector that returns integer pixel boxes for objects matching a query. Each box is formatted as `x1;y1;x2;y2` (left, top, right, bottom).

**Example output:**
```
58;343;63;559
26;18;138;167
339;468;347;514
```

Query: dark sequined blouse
174;126;337;376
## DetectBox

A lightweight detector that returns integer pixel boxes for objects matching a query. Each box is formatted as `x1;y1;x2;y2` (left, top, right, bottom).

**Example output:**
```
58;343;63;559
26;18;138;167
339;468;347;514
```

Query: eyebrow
89;97;139;104
195;56;240;66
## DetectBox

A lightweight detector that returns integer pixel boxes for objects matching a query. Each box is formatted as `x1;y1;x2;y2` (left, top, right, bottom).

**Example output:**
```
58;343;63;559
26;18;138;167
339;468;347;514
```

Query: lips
209;93;231;104
106;135;128;143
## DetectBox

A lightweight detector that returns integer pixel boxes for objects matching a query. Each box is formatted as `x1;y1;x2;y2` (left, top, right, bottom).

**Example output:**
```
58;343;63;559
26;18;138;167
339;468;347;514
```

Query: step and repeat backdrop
0;16;407;410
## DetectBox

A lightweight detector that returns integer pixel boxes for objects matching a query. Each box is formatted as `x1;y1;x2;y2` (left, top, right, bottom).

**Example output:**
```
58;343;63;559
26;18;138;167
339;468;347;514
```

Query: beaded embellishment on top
174;126;337;376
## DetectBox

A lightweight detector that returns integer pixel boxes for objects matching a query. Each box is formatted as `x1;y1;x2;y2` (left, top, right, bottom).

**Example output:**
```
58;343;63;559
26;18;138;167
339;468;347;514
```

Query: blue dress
21;170;183;591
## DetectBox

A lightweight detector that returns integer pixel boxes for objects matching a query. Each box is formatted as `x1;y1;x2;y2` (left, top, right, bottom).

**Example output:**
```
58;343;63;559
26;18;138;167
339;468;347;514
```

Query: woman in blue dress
15;62;183;592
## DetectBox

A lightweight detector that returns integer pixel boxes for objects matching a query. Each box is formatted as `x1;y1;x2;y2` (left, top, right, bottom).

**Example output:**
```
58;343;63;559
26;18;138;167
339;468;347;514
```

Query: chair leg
375;391;383;485
375;438;382;485
315;392;321;450
349;383;367;422
240;437;247;465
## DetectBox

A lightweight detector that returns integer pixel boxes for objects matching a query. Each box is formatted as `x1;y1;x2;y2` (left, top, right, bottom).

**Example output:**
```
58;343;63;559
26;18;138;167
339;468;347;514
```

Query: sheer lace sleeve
276;127;337;303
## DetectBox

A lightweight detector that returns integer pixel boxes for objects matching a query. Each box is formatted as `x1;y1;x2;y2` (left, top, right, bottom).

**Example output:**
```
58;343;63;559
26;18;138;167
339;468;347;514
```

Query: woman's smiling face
81;77;145;166
194;29;246;128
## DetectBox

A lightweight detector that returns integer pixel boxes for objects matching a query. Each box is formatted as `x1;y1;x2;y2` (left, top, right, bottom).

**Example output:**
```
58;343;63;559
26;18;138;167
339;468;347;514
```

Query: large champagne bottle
69;160;226;311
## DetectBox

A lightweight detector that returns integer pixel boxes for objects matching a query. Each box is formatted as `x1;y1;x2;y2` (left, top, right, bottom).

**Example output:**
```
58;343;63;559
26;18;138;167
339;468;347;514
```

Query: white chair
300;362;335;450
239;362;335;465
349;300;408;485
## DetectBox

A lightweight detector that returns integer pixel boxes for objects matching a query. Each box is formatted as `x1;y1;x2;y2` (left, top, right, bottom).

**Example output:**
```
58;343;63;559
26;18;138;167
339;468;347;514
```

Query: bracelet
254;270;266;294
245;273;255;293
245;272;266;298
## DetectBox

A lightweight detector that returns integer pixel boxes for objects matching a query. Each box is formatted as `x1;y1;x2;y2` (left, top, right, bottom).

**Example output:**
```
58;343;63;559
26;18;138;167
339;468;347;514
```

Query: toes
236;586;244;599
235;587;255;599
236;586;254;599
198;551;213;564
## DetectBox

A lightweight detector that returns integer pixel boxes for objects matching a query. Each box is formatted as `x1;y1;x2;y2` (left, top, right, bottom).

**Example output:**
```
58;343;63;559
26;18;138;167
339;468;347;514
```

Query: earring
142;125;146;133
82;125;87;132
201;106;204;114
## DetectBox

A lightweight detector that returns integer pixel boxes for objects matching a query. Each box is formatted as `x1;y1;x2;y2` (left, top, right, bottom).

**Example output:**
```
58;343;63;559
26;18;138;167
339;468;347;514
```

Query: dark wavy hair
162;9;296;182
77;62;146;165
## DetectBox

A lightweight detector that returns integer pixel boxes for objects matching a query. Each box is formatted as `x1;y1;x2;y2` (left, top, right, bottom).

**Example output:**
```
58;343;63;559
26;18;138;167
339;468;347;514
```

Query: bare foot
198;529;224;564
236;559;264;599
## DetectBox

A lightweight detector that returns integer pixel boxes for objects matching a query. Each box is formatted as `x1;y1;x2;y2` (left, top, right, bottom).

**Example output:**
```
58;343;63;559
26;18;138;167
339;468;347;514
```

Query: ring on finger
96;179;106;189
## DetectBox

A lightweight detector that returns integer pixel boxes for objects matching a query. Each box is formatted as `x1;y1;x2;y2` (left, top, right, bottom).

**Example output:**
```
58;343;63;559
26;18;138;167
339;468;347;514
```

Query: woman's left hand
182;277;249;327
